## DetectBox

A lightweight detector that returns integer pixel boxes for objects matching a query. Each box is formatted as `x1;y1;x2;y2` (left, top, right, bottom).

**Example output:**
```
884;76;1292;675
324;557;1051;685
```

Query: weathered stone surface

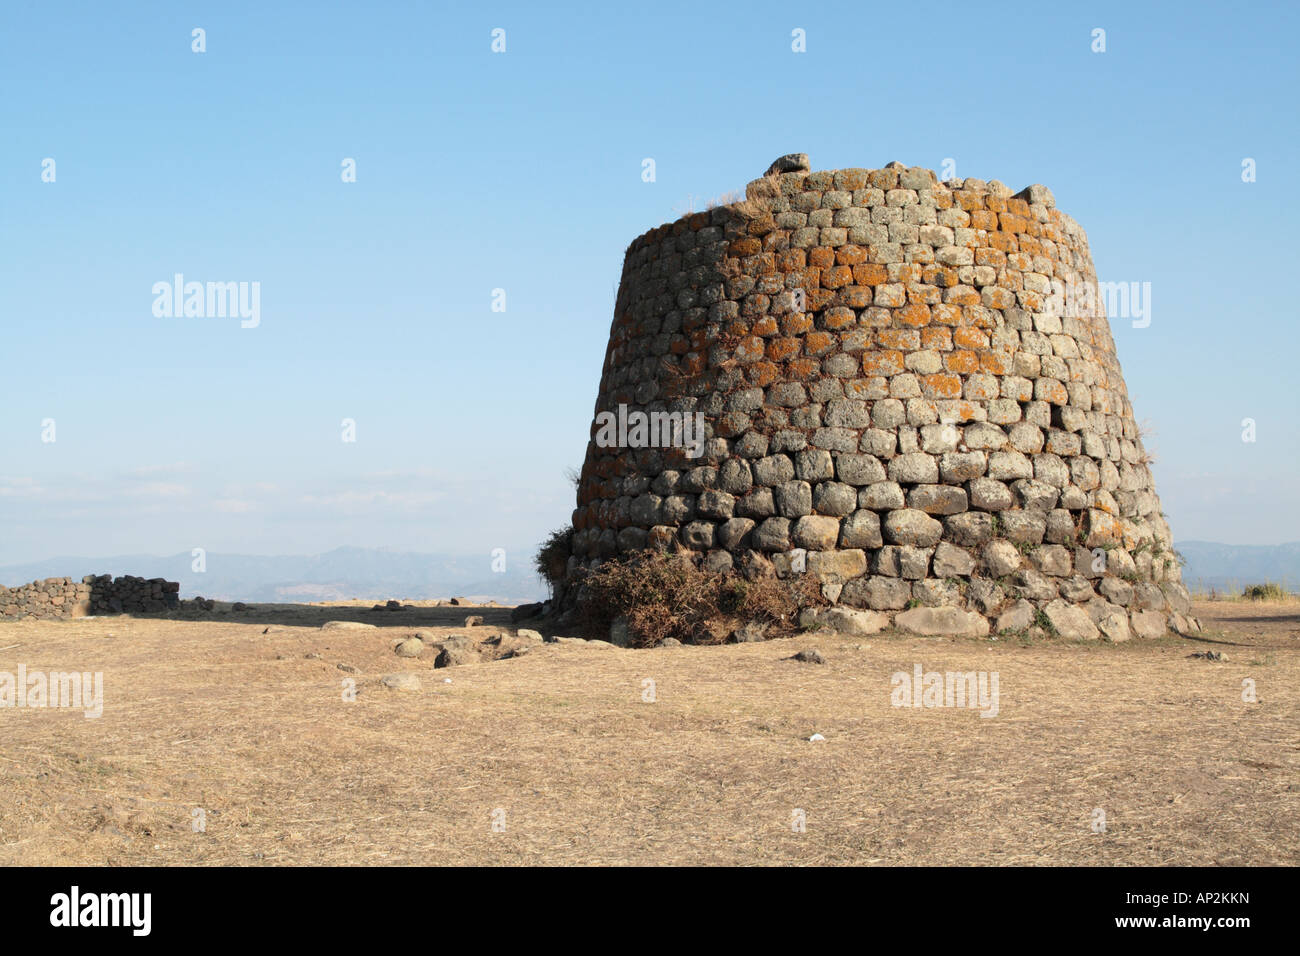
932;541;975;577
1130;609;1168;639
996;600;1036;633
561;158;1185;642
381;673;421;691
434;636;479;667
815;606;890;635
982;540;1021;577
895;606;990;638
793;515;841;550
1043;599;1100;640
883;509;943;547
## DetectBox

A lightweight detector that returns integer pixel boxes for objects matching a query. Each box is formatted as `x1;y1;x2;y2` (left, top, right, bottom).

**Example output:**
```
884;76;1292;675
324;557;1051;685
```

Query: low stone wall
0;575;181;620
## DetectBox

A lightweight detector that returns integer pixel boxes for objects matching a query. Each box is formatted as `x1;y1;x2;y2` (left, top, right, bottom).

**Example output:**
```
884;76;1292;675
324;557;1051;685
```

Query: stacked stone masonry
0;575;181;620
567;156;1194;640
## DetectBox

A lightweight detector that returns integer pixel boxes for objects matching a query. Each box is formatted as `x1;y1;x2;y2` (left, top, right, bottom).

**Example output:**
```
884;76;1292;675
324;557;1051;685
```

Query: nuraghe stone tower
566;155;1195;641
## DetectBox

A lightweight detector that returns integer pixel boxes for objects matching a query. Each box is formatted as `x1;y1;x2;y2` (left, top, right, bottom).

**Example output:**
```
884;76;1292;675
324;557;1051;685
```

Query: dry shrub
577;550;820;647
1243;582;1287;601
534;526;573;596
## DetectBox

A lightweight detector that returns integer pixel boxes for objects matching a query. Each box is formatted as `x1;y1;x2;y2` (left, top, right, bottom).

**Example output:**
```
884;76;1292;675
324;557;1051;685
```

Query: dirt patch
0;599;1295;865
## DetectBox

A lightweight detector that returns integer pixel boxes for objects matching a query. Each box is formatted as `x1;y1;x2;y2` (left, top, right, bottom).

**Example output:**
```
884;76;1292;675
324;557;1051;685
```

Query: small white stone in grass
443;678;452;683
809;733;826;742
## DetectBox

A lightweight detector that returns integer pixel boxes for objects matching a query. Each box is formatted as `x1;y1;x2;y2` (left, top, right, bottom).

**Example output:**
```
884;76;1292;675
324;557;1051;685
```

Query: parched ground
0;599;1295;866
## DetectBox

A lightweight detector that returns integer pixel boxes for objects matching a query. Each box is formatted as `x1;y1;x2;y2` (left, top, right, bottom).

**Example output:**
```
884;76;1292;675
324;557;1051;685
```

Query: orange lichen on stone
979;350;1013;374
808;247;835;269
921;373;962;398
853;263;888;286
805;331;836;355
836;244;868;265
897;302;931;327
944;350;979;374
821;265;854;289
787;357;820;379
877;328;920;350
863;350;905;376
766;338;801;361
921;326;952;350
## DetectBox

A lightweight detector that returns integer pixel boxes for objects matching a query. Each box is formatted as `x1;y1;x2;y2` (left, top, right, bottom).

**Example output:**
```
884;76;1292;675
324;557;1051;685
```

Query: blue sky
1;0;1297;567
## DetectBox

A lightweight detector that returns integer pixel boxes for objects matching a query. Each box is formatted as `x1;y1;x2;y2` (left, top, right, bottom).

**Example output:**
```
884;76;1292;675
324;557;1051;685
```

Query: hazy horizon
3;1;1297;565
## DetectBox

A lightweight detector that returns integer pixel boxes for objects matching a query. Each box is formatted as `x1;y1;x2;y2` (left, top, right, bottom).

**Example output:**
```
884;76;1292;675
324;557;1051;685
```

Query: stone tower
566;155;1195;640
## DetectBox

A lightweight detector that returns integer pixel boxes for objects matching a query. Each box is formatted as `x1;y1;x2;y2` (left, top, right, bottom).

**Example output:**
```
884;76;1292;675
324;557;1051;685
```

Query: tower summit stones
565;157;1194;639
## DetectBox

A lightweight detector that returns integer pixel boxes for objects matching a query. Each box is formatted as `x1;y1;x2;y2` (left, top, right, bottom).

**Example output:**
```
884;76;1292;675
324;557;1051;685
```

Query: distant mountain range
0;547;549;604
1174;541;1300;592
1;542;1293;605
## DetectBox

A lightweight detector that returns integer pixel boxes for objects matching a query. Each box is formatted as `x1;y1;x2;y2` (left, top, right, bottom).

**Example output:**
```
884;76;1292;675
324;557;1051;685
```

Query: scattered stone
516;628;545;643
1189;651;1228;662
657;637;682;648
394;638;425;658
304;653;321;660
464;615;485;627
434;636;478;668
380;674;421;691
609;617;633;647
808;733;826;742
321;621;377;631
790;648;826;664
510;602;544;622
731;622;769;643
336;663;357;673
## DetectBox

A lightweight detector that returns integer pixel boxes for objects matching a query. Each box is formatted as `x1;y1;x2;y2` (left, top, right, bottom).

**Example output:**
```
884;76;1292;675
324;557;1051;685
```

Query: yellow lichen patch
897;302;931;327
863;350;905;376
921;373;962;398
944;350;979;374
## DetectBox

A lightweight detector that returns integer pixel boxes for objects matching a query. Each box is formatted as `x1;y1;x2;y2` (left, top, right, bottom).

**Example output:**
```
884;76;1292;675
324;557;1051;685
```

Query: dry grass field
1;599;1296;866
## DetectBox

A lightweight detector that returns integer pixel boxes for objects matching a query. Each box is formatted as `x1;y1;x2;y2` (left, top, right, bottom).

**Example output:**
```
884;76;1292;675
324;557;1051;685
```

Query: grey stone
944;512;995;547
1130;609;1168;639
813;481;857;516
996;600;1036;633
818;606;889;636
836;454;887;485
766;153;810;175
968;478;1013;511
982;540;1021;577
775;480;813;517
793;515;841;550
895;606;989;638
753;517;792;552
887;452;939;484
1043;599;1100;640
790;648;826;664
839;510;883;548
860;481;906;511
883;509;943;547
932;541;975;577
907;484;968;515
380;673;422;691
